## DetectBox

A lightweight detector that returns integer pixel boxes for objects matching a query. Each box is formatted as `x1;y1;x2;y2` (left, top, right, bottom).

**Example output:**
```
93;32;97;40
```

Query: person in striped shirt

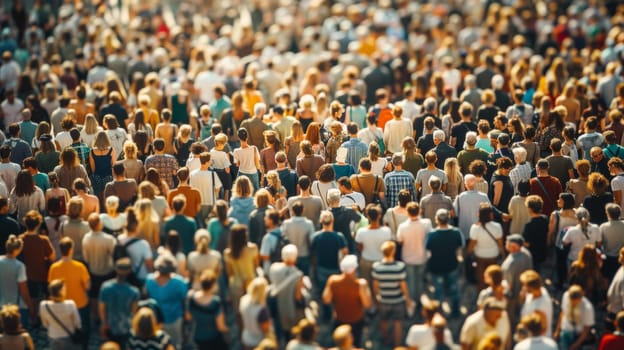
371;240;413;347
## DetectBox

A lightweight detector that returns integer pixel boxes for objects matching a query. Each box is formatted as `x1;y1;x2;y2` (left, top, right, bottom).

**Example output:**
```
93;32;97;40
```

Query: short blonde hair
123;141;138;160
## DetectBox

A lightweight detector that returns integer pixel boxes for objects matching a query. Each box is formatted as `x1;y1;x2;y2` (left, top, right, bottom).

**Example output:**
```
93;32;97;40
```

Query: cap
340;255;358;274
115;257;132;271
482;297;505;310
506;233;525;246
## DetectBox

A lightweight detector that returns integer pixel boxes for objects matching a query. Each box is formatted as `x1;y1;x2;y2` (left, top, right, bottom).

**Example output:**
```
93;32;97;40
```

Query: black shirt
425;227;464;274
489;173;514;214
451;121;478;152
310;231;347;270
582;192;614;225
413;113;441;139
100;103;129;130
330;206;361;254
0;215;21;255
522;215;549;264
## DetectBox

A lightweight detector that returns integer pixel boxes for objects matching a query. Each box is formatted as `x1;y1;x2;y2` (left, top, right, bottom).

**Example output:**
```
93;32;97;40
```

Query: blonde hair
233;176;253;198
243;277;268;305
290;121;304;142
92;130;111;149
132;308;158;339
123;141;138;160
254;188;271;208
444;157;463;185
83;114;99;135
215;133;228;145
179;124;192;141
135;198;159;246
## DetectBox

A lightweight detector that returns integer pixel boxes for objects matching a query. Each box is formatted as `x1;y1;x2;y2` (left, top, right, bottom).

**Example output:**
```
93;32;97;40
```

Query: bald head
464;174;476;190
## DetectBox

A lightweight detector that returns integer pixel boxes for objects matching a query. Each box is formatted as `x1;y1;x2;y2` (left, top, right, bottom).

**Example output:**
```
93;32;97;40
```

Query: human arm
400;279;413;310
466;239;476;256
358;278;372;309
99;302;108;337
322;276;334;304
492;180;503;207
19;282;34;318
89;151;95;177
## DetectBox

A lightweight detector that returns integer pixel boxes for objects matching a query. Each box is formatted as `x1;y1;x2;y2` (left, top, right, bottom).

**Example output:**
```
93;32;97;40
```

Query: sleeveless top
92;148;113;177
330;275;364;323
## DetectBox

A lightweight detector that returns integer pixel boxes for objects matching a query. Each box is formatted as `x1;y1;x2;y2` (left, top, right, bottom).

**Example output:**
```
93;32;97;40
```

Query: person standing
98;258;140;349
519;270;554;338
460;297;510;350
419;176;454;227
0;235;34;326
145;255;188;350
40;279;82;350
355;204;392;288
81;214;115;323
322;255;372;348
383;105;412;155
371;241;413;347
467;203;505;290
601;204;624;279
384;154;416;208
103;162;138;212
144;138;178;189
501;234;533;326
164;195;198;255
522;196;549;272
338;123;369;171
186;269;229;350
397;202;432;306
190;152;222;228
514;312;558;350
529;159;563;216
47;237;90;350
426;209;464;318
281;202;315;276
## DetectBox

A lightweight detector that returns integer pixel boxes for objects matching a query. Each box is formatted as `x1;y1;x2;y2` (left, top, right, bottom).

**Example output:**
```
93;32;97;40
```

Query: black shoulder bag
44;304;86;345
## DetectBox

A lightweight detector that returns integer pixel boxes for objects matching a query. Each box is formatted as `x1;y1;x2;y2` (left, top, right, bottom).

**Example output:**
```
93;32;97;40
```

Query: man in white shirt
396;202;432;305
189;152;222;228
454;174;491;239
383;105;412;154
0;89;24;130
514;312;558;350
460;297;511;350
519;270;553;337
337;177;365;211
609;157;624;213
194;66;223;105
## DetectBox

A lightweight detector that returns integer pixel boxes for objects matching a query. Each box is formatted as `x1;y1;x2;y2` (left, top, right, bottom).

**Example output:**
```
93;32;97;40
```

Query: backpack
113;237;144;287
269;230;290;263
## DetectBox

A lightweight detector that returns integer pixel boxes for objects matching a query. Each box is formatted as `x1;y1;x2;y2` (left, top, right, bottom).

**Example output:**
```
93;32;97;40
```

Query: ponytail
125;207;139;232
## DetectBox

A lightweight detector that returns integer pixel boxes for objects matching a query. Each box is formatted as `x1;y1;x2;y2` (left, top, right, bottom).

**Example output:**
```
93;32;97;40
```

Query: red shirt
598;333;624;350
529;175;563;216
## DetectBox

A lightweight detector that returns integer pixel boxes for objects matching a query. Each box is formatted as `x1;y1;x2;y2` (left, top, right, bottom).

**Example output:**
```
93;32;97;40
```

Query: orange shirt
48;259;90;309
330;275;364;323
167;185;202;217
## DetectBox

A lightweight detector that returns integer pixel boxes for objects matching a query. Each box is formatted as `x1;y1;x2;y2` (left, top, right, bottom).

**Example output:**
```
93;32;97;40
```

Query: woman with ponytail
187;230;222;291
207;200;238;253
562;207;601;268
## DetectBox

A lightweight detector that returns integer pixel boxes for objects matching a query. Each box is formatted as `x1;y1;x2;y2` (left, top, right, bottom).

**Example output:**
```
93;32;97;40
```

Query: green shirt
164;215;198;254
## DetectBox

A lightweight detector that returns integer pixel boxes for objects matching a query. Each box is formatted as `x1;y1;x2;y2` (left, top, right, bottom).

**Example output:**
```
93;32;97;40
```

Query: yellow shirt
48;259;90;309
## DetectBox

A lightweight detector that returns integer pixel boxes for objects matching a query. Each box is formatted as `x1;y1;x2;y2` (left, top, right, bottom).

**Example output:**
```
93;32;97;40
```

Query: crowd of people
2;0;624;350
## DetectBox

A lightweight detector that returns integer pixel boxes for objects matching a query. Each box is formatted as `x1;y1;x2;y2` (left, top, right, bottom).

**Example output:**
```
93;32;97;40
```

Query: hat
506;233;525;246
115;258;132;271
38;133;52;142
482;297;505;310
340;255;358;274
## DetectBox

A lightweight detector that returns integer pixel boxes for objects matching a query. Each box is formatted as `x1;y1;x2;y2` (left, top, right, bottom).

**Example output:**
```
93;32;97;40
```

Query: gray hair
327;188;341;206
464;74;476;87
254;102;267;117
433;129;445;141
428;175;441;191
606;203;622;220
281;244;298;262
424;97;437;112
492;74;504;89
512;147;527;163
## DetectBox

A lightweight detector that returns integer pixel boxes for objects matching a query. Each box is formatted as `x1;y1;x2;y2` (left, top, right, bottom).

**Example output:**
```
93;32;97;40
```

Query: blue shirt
164;215;198;254
4;138;32;165
210;96;232;123
145;274;188;324
339;138;368;171
384;170;416;208
99;279;140;336
18;120;37;145
578;132;605;160
33;172;50;193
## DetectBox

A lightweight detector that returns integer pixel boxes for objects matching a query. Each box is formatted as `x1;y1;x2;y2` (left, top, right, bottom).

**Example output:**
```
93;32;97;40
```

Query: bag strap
535;177;554;208
373;176;379;193
44;303;74;338
482;224;502;256
316;182;327;206
269;267;303;297
211;171;216;206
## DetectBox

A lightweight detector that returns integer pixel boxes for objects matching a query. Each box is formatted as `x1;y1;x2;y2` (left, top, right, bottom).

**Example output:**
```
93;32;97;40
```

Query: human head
435;208;450;226
606;203;622;221
506;234;525;253
23;210;43;231
525;195;543;214
482;297;505;325
327;188;342;208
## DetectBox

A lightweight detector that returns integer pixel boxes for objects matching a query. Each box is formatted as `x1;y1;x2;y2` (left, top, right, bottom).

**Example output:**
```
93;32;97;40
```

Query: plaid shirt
384;170;416;208
339;138;369;171
145;154;179;188
70;142;90;170
509;161;532;193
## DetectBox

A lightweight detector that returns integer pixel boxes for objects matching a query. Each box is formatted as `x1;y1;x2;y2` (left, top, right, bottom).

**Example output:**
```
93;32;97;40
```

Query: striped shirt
339;138;369;171
371;260;407;304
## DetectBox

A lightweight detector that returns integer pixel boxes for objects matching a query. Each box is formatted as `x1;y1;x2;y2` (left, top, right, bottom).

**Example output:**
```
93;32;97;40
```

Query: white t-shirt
340;191;366;211
310;181;338;210
559;292;595;333
521;288;554;337
190;169;223;206
1;99;24;127
370;157;387;177
470;222;503;259
233;146;260;174
562;224;601;261
55;131;73;150
397;218;432;265
405;324;454;349
513;336;558;350
355;226;392;261
611;174;624;214
209;149;231;170
383;118;413;154
460;309;510;350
